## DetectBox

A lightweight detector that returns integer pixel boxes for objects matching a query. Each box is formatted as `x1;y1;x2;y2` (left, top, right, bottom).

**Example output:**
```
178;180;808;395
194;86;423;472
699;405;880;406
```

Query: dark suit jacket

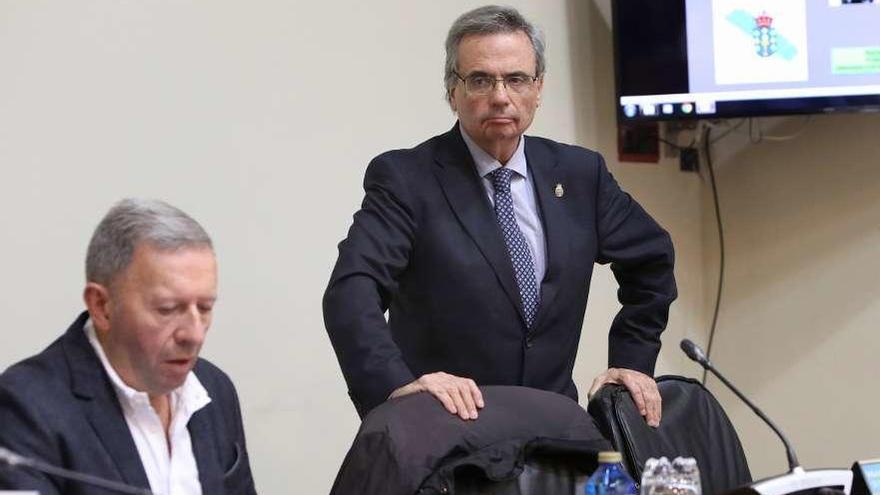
324;124;677;417
0;312;257;494
332;386;611;495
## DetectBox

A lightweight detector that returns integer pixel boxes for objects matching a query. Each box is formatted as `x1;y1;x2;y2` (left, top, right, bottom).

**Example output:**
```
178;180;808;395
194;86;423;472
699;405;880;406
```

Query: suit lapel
82;402;152;490
63;313;152;490
525;136;569;332
432;125;529;326
189;408;225;494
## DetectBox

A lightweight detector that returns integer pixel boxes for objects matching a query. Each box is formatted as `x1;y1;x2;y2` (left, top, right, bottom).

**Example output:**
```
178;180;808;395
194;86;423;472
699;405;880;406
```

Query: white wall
704;113;880;480
0;1;705;492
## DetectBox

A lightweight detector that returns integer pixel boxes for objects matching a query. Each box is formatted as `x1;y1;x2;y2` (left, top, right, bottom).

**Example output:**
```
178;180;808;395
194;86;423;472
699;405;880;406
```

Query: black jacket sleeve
323;154;418;417
0;373;64;494
594;154;677;375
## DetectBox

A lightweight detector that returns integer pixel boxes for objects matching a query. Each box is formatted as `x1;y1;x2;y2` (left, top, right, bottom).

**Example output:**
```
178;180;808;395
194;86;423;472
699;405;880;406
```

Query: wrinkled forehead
456;31;537;74
112;243;217;291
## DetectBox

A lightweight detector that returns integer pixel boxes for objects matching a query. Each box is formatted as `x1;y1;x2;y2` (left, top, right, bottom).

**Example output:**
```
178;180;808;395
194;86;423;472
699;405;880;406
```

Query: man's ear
448;88;458;113
535;75;544;107
83;282;112;333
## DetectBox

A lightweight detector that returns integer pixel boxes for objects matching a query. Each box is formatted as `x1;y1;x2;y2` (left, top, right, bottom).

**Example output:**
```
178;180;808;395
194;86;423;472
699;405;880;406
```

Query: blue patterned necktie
489;167;540;328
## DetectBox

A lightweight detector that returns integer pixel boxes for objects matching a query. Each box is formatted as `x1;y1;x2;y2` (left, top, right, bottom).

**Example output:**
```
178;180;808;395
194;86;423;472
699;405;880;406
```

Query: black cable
709;119;746;144
658;136;688;150
658;135;698;151
702;125;725;385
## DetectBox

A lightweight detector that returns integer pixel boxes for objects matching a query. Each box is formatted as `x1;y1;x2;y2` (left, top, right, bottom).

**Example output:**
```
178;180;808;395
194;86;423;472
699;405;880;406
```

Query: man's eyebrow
463;70;531;77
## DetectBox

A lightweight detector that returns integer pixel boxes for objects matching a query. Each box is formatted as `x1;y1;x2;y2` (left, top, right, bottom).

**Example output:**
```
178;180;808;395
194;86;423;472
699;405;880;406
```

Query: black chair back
587;375;752;495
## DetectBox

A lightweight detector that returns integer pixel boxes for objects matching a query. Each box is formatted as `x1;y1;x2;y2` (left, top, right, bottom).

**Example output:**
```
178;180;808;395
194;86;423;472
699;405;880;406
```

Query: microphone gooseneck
679;339;801;472
0;446;153;495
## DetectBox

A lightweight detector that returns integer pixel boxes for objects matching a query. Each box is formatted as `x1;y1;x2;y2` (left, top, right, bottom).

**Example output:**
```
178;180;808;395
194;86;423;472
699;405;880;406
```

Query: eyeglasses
454;71;539;96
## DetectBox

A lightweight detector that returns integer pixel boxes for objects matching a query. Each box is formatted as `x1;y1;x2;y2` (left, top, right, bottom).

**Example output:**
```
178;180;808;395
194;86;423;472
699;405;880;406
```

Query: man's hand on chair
390;372;484;421
589;368;661;427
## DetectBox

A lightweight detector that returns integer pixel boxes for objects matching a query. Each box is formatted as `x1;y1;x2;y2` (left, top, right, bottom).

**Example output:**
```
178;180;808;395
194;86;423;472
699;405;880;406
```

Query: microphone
680;338;709;366
0;445;153;495
680;339;853;495
680;338;799;471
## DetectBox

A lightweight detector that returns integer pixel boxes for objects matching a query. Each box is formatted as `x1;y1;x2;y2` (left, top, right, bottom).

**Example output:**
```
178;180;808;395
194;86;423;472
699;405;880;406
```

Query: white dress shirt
461;128;547;292
85;320;211;495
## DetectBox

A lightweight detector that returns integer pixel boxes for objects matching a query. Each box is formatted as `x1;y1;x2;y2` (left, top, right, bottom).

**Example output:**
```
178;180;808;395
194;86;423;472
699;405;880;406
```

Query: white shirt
85;319;211;495
460;128;547;291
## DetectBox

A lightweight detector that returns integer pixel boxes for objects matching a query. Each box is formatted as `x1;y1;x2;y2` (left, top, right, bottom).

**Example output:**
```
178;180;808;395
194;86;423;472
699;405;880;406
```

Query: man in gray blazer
0;199;256;494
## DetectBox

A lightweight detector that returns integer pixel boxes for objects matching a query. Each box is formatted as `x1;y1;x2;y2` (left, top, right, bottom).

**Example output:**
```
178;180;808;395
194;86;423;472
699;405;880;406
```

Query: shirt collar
460;125;529;180
84;318;211;411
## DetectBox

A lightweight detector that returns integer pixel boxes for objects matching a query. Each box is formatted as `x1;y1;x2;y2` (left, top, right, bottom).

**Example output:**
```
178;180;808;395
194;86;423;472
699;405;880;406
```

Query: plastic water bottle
585;451;637;495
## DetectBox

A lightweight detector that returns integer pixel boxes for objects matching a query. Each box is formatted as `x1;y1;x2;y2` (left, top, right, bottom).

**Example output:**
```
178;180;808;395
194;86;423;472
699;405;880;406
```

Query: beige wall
566;0;707;389
0;1;705;491
704;113;880;479
11;0;875;492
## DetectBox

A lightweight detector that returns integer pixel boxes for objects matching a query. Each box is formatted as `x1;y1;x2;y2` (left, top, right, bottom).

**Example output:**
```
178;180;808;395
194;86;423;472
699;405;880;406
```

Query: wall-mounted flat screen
613;0;880;121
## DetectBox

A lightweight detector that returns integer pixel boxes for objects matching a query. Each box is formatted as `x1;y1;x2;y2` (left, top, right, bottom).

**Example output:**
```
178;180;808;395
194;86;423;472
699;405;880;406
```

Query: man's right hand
389;372;484;420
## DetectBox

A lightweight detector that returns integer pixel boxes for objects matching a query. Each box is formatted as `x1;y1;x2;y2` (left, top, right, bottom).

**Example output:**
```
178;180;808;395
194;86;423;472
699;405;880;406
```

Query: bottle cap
598;451;623;463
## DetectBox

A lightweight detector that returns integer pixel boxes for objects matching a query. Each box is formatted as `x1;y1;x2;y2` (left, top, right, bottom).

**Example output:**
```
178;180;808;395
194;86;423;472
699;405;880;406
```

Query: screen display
613;0;880;120
861;460;880;494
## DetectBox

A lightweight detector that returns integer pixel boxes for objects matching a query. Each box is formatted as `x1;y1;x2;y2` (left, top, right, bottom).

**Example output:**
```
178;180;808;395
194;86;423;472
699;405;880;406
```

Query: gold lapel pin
554;183;564;198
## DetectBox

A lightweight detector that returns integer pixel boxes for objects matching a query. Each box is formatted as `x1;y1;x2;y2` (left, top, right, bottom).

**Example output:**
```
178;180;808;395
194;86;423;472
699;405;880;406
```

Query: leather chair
587;375;752;495
332;386;610;495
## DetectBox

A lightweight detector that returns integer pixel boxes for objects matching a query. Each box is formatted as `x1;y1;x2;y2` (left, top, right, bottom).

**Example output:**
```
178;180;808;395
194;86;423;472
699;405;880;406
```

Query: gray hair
444;5;546;103
86;198;213;285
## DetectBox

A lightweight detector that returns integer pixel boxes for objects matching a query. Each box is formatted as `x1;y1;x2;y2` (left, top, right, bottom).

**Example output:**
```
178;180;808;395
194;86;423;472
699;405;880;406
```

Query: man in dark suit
324;6;676;425
0;199;256;494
